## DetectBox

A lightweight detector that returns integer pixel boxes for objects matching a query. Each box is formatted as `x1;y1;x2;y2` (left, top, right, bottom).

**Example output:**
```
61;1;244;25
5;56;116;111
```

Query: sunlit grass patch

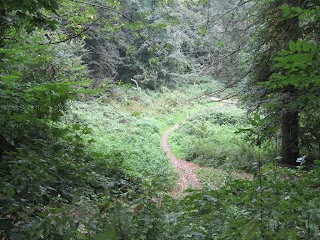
167;102;268;171
197;168;229;189
197;167;253;190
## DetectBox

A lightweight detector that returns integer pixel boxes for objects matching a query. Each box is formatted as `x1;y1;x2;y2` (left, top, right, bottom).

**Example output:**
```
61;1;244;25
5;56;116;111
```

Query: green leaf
296;40;302;52
72;124;81;130
291;7;302;14
4;186;15;198
1;74;21;81
242;214;260;240
197;26;207;35
298;11;307;20
94;227;118;240
298;53;313;63
289;40;296;52
280;4;290;18
289;229;298;240
302;41;310;52
271;73;287;80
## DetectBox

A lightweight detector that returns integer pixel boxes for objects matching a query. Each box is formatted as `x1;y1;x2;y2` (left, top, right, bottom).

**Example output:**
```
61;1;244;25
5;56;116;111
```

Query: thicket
0;27;139;240
69;157;320;240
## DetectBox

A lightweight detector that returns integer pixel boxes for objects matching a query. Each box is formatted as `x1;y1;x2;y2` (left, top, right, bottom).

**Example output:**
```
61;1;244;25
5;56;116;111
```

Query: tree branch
40;14;105;45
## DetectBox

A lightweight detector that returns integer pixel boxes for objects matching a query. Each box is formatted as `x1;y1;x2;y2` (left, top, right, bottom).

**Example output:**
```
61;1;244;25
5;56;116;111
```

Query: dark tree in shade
242;0;320;166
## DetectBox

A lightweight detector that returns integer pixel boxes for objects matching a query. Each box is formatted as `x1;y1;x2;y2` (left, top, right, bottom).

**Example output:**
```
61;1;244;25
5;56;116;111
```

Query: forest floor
161;97;252;198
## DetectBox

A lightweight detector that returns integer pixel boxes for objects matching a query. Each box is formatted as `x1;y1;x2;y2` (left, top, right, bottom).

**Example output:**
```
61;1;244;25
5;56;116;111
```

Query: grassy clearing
197;168;230;189
63;78;226;191
64;80;259;195
168;102;278;172
66;100;176;191
197;167;254;191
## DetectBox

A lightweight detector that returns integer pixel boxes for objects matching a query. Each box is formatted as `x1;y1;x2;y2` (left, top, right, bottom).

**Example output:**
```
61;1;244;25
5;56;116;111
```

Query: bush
169;103;275;171
65;100;176;191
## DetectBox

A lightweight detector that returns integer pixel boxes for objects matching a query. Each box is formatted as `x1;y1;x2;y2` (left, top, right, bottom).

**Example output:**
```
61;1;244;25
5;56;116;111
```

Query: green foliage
0;41;97;239
1;74;319;239
0;0;59;29
196;168;230;190
169;103;275;171
0;6;108;238
281;4;320;23
1;0;319;239
258;40;320;159
0;144;136;239
241;0;320;164
92;162;320;239
65;99;176;191
0;29;89;151
261;40;319;92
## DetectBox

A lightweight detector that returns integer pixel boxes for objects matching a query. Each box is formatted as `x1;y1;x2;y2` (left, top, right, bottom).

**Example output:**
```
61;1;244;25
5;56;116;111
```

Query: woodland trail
161;98;239;198
161;124;203;198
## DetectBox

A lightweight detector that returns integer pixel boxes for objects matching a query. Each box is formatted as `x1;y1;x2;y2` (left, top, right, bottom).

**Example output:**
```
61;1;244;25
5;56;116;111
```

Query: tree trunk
278;0;304;166
281;110;300;166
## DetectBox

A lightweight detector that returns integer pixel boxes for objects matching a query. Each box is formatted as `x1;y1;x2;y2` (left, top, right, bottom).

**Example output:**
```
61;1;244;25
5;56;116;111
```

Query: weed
168;103;276;171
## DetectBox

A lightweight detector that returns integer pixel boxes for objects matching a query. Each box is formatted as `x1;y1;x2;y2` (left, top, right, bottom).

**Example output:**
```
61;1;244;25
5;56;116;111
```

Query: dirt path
161;124;202;198
161;98;242;198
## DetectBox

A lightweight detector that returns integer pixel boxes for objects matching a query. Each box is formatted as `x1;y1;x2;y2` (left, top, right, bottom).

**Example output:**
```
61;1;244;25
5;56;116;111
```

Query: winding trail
161;124;203;198
161;98;244;198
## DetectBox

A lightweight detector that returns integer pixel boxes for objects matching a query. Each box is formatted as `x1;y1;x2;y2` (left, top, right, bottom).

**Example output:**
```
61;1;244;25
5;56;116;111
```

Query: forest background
0;0;319;239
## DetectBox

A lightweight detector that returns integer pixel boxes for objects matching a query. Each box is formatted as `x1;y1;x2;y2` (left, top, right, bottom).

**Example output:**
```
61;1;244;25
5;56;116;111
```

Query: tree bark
281;110;300;166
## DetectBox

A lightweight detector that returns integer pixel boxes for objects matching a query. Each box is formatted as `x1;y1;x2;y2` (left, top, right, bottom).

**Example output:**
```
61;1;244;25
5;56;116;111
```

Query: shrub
169;103;274;171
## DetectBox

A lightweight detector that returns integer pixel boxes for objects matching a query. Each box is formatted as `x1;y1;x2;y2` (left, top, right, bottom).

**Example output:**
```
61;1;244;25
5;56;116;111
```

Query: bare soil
161;124;203;198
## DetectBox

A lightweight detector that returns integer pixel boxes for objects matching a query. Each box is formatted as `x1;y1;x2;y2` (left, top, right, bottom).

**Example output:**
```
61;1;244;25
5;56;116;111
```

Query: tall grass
66;100;177;191
168;103;279;171
63;78;230;191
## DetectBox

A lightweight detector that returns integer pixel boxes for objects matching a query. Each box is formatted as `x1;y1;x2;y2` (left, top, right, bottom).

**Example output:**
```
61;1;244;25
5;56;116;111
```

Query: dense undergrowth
168;103;279;172
66;100;176;191
1;81;319;239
